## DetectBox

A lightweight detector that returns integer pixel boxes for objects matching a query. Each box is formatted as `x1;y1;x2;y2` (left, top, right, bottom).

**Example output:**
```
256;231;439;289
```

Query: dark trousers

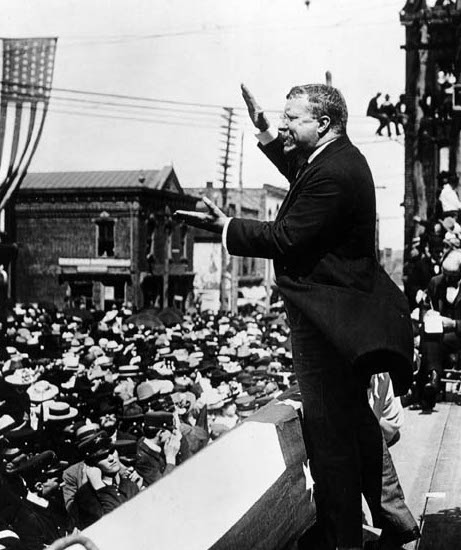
286;301;416;549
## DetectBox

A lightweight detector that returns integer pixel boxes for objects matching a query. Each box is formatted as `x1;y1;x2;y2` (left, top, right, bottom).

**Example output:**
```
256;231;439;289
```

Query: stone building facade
188;182;286;311
14;167;198;310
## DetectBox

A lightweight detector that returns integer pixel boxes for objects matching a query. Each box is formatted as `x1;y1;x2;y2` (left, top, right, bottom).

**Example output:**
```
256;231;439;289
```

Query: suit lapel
276;162;315;220
275;136;351;222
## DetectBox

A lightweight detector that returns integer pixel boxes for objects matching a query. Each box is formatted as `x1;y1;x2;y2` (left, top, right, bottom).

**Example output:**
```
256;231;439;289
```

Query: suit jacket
72;477;139;530
227;135;413;395
11;496;71;550
135;438;175;487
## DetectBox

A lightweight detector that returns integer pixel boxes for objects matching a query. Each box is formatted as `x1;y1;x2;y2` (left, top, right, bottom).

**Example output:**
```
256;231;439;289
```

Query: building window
96;219;115;257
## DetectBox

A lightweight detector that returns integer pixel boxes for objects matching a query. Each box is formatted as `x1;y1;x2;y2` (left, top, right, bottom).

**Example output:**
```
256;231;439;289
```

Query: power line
47;107;221;130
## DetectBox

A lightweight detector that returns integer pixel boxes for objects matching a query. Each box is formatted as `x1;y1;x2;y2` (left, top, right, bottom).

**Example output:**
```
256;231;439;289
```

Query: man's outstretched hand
174;196;228;234
241;83;270;132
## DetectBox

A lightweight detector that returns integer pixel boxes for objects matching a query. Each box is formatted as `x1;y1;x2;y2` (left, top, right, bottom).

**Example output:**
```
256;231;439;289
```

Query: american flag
0;37;57;212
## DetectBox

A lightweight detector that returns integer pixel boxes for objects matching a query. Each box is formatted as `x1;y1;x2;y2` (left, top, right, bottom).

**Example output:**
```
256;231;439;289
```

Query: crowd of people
403;170;461;412
0;302;296;549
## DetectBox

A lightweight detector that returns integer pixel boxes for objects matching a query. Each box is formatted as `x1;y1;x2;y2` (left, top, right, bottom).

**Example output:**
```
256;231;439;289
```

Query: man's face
100;413;117;430
96;449;121;476
278;97;321;156
39;476;60;498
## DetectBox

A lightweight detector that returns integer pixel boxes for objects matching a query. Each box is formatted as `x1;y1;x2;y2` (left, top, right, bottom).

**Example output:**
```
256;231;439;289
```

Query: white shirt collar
307;138;338;164
26;491;49;508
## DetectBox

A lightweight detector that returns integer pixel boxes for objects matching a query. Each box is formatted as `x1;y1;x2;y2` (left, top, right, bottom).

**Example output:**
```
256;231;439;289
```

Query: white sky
0;0;408;249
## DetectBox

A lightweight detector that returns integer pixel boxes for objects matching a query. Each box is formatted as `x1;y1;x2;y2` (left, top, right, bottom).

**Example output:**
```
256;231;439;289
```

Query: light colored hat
26;336;40;346
98;338;109;349
136;382;155;403
13;304;27;316
27;381;59;403
202;389;225;410
106;340;123;352
149;379;174;395
44;401;78;422
62;355;80;370
75;422;100;441
94;355;113;368
4;368;35;387
89;345;104;358
0;414;16;435
103;310;119;323
118;365;141;379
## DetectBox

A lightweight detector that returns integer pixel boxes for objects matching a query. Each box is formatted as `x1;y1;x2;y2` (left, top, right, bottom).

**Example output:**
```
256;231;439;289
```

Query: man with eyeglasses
175;83;418;550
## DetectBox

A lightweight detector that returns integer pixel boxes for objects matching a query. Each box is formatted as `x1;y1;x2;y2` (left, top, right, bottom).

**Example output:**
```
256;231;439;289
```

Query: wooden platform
391;402;461;550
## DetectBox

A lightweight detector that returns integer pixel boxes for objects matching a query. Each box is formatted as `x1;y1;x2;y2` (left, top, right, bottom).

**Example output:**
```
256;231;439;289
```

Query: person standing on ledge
175;83;418;550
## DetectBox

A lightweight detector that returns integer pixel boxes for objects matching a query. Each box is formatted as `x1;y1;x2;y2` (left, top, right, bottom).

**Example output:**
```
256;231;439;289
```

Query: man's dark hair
286;84;348;134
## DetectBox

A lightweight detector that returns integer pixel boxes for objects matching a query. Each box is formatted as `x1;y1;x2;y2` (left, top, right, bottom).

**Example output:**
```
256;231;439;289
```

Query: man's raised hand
241;83;269;132
174;196;228;234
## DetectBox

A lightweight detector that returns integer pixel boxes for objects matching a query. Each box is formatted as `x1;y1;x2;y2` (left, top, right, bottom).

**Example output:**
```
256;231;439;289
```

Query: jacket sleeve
62;468;78;511
227;173;345;259
257;135;291;180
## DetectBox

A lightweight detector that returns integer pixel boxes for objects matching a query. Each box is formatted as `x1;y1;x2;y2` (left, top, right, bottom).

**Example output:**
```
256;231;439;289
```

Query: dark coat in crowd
10;497;71;550
135;438;175;487
226;135;413;395
71;477;139;530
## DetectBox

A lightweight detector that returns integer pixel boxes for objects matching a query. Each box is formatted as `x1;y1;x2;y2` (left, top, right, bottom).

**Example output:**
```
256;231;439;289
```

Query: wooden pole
231;133;244;314
219;107;235;311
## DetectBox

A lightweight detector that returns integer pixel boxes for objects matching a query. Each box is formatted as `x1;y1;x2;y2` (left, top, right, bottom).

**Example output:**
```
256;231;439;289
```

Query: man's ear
34;481;44;495
318;115;331;135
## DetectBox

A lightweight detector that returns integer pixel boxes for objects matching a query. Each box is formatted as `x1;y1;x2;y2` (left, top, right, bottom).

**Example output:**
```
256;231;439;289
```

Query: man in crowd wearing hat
175;83;418;550
61;423;100;512
8;450;72;550
38;402;79;464
71;430;140;529
135;411;181;487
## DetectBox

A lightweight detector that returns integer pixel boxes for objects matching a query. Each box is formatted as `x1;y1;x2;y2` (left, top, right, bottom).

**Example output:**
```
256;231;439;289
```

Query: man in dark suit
175;83;417;550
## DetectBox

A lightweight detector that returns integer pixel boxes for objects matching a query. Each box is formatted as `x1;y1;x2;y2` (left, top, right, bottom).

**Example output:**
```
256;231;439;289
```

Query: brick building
188;182;286;311
14;167;198;310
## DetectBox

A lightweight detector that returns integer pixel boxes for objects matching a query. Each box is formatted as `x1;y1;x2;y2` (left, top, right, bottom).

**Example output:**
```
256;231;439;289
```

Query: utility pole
231;132;244;314
325;70;332;86
218;107;236;311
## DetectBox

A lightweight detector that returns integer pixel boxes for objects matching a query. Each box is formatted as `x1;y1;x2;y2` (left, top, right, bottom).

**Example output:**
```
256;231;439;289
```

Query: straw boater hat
27;381;59;403
118;365;141;379
62;355;80;371
0;414;17;436
44;401;78;422
4;368;35;387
